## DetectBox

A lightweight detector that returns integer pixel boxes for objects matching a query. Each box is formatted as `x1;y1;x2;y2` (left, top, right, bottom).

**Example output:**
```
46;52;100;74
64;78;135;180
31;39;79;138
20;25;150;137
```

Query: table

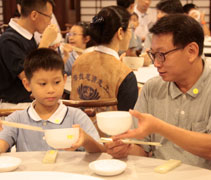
204;36;211;57
134;65;159;84
1;151;211;180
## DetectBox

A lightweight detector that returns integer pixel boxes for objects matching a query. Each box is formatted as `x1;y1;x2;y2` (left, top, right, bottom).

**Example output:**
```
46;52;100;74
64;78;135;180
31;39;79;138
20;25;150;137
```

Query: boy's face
23;69;66;108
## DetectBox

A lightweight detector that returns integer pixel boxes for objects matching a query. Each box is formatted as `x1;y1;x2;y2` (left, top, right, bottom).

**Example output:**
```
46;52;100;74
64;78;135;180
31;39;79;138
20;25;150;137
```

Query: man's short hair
117;0;135;9
24;48;64;81
156;0;184;14
21;0;55;17
149;14;204;56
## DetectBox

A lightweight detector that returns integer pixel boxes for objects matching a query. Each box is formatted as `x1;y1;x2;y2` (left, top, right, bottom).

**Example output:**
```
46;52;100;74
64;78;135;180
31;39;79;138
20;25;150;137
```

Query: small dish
0;156;22;172
89;159;127;176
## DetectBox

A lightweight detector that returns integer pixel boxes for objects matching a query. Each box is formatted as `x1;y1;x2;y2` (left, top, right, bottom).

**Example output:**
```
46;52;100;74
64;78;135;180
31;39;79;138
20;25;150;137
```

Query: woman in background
71;6;138;111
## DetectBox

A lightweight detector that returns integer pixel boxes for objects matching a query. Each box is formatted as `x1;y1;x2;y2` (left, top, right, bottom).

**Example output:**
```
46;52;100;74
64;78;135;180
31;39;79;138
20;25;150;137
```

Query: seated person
107;14;211;169
183;3;210;37
71;6;138;111
64;22;95;76
0;48;105;153
142;0;184;53
0;0;58;108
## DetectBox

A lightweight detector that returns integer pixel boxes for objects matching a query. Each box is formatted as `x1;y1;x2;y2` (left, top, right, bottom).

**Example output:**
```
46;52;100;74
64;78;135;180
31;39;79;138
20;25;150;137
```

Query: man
134;0;156;42
109;14;211;169
0;0;58;108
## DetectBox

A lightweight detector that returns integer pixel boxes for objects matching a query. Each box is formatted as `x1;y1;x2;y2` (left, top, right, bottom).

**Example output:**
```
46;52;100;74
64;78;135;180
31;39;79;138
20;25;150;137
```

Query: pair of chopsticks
0;120;44;132
71;46;84;53
99;137;162;147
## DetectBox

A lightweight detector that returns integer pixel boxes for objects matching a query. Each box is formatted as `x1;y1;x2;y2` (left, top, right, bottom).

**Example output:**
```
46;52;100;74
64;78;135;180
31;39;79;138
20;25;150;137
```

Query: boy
0;48;105;153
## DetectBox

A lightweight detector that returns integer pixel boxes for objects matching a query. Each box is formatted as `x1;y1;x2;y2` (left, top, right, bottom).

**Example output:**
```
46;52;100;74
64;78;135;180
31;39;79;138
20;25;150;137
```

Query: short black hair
149;14;204;56
89;6;131;45
21;0;55;17
117;0;135;9
156;0;183;14
24;48;64;81
183;3;197;14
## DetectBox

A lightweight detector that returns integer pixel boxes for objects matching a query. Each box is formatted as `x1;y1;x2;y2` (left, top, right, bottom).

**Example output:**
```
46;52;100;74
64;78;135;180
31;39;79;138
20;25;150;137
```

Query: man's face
34;2;53;33
137;0;151;12
151;33;189;83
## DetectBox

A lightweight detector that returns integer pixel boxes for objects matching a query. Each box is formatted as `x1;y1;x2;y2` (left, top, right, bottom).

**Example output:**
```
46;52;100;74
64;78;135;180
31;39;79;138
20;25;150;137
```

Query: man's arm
115;110;211;160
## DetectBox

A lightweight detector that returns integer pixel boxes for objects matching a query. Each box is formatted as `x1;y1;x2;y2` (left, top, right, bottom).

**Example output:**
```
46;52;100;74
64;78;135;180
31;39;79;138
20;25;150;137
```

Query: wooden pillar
2;0;17;24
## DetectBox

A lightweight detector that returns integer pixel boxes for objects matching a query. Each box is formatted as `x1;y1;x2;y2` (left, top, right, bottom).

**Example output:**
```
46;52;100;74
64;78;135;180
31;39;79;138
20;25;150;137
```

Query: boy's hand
64;124;85;151
104;139;131;158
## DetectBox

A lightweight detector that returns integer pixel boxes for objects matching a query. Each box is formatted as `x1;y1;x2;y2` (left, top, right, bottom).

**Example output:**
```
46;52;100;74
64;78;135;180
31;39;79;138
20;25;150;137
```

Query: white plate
89;159;127;176
0;156;22;172
0;171;104;180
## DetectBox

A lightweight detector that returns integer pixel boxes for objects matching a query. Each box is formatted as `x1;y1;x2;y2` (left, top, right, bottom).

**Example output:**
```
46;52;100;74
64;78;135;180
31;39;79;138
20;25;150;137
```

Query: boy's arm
0;139;10;153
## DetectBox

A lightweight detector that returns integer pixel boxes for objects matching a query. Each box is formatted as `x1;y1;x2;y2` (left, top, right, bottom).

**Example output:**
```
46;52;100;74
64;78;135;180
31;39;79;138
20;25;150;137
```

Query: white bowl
123;56;144;70
0;156;22;172
96;111;132;136
89;159;127;176
45;128;79;149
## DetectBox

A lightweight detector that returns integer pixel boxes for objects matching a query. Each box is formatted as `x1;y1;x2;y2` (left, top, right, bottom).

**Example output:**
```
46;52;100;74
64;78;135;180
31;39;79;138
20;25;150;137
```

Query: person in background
0;48;105;153
110;14;211;169
71;6;138;111
64;22;94;76
134;0;156;42
117;0;139;57
0;0;58;108
183;3;210;37
130;12;143;56
142;0;184;53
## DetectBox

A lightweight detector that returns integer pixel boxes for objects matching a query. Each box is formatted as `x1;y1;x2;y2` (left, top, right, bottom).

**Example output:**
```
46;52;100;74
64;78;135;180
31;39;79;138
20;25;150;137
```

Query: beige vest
71;51;132;100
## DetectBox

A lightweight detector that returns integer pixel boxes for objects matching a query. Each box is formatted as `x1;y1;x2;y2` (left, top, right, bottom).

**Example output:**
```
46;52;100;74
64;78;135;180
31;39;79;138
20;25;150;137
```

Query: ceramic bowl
123;56;144;70
96;111;132;136
45;128;79;149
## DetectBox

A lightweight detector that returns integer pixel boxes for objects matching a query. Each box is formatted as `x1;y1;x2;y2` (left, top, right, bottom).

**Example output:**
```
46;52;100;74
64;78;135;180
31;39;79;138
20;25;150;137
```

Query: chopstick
100;137;162;147
71;46;84;53
0;120;44;132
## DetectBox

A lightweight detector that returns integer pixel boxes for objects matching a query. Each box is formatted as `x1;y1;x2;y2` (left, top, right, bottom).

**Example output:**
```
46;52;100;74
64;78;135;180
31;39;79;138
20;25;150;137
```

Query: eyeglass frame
147;47;183;64
36;10;52;19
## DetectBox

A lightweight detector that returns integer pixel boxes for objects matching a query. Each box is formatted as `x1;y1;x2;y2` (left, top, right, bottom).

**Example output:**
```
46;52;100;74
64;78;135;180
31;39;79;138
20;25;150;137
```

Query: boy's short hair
21;0;55;17
149;14;204;56
156;0;183;14
24;48;64;81
117;0;135;9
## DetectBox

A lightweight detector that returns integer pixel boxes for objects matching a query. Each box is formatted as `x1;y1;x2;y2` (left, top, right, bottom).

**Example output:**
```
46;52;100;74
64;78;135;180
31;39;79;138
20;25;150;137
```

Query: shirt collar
9;18;33;40
170;60;210;99
94;45;120;60
28;100;68;124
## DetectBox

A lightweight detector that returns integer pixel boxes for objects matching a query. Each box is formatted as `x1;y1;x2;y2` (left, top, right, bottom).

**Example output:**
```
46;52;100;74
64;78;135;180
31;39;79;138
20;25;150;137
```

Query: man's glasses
36;10;52;19
147;47;183;63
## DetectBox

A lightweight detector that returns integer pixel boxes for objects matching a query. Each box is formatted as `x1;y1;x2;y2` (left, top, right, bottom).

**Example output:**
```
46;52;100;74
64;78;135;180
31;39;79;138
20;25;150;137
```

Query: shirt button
182;94;186;99
181;111;185;115
43;121;47;126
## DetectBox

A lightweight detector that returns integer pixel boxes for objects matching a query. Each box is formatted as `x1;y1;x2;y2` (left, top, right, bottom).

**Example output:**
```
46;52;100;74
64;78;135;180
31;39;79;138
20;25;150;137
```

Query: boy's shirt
0;101;100;152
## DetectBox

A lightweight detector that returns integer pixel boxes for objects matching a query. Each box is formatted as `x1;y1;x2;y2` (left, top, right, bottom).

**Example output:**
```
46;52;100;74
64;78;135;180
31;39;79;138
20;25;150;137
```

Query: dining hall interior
0;0;211;179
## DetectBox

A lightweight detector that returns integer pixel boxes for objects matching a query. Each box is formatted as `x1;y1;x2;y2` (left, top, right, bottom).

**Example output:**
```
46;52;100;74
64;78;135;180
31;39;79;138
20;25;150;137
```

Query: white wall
81;0;210;28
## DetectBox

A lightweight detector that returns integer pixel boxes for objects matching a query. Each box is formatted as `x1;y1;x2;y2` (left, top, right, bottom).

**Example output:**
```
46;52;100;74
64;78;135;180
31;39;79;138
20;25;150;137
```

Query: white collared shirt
9;18;33;40
94;45;120;60
134;6;156;40
28;100;68;124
